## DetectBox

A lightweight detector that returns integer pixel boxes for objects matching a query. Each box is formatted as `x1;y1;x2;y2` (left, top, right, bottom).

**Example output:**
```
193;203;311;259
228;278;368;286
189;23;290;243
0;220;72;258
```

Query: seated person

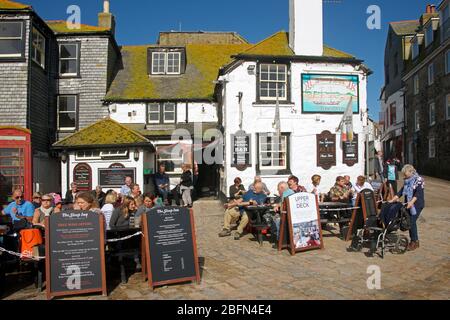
2;189;35;223
288;175;307;193
307;174;325;202
248;176;271;196
229;177;246;200
109;196;137;229
219;182;267;240
270;181;295;244
351;175;374;205
155;164;170;205
344;175;353;190
329;176;353;203
32;194;54;228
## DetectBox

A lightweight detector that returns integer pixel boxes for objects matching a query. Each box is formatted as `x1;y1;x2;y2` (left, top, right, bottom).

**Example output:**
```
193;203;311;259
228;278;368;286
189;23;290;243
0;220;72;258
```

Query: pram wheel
393;235;409;254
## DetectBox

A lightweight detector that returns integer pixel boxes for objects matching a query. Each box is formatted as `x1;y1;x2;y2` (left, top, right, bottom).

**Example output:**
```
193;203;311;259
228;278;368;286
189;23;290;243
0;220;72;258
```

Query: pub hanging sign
231;130;251;171
316;131;336;170
342;134;358;167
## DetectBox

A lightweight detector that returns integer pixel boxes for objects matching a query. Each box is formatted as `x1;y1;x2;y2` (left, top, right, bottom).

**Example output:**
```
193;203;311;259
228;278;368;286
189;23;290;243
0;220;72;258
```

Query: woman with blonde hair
390;164;425;251
101;191;118;227
32;194;54;227
109;196;137;229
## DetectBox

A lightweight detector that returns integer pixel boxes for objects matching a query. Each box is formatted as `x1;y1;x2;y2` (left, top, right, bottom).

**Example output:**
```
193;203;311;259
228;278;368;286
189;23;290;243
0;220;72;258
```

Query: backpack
399;207;411;232
20;229;43;259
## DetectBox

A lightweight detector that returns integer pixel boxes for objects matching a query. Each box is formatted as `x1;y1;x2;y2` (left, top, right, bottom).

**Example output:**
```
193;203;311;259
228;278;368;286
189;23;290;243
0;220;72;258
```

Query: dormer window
425;24;433;47
148;48;185;75
412;39;419;60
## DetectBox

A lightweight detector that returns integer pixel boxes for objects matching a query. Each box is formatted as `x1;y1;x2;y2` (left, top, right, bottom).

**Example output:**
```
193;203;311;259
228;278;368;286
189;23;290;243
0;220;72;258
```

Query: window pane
59;96;76;112
60;44;77;58
0;39;21;56
149;104;160;112
59;112;76;128
152;52;166;74
0;22;22;38
164;103;175;112
167;52;180;73
149;113;159;121
60;59;77;74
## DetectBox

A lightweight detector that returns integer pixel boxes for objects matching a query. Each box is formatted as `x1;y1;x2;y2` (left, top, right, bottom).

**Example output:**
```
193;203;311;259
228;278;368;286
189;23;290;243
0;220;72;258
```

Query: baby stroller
350;202;410;258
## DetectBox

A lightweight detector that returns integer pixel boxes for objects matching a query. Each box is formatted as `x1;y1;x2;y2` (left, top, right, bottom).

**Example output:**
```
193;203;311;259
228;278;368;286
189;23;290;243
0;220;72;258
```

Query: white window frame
156;146;184;175
163;103;176;123
415;110;420;132
429;102;436;126
414;74;420;95
99;150;129;158
259;64;288;101
166;52;181;75
57;95;77;131
59;43;79;76
258;133;288;171
429;137;436;158
425;24;434;47
428;63;434;86
75;151;101;161
0;21;24;58
31;28;45;69
148;103;161;124
151;51;166;75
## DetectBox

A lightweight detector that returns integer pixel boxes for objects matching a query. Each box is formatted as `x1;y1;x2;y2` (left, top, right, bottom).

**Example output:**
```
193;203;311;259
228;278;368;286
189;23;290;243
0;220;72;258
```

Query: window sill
253;102;294;108
257;169;292;176
58;75;81;79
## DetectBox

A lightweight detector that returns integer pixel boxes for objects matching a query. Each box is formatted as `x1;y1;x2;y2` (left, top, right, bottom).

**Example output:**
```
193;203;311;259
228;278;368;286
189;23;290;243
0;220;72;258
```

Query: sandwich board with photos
45;211;107;300
142;206;200;290
279;193;324;255
345;188;377;241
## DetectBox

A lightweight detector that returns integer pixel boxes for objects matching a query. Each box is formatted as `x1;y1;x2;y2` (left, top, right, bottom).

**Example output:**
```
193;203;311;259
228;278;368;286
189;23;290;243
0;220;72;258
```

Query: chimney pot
430;5;436;13
426;4;431;13
104;0;110;14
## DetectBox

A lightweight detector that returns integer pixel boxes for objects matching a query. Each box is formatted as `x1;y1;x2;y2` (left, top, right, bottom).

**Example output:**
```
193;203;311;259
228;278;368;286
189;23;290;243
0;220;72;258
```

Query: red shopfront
0;127;32;207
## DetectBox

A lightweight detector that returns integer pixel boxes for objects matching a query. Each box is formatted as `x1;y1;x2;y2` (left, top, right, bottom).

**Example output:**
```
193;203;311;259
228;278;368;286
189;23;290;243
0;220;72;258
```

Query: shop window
58;95;77;131
258;133;289;171
59;43;80;76
31;28;45;69
0;21;24;59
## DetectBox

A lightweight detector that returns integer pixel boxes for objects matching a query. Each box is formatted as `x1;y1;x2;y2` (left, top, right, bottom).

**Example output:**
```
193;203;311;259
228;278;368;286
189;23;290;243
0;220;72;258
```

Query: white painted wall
289;0;323;56
221;61;369;196
108;103;147;123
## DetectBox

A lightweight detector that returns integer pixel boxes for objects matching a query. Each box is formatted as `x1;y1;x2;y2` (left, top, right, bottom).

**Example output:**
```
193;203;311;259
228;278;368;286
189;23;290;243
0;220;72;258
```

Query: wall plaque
73;163;92;191
343;134;358;167
231;130;251;171
316;131;336;170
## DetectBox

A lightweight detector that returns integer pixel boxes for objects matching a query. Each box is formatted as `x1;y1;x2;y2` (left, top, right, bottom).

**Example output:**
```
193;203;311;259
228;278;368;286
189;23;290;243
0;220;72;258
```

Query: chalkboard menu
317;131;336;170
99;168;135;188
343;134;358;167
231;131;251;171
346;189;377;241
142;207;200;289
73;163;92;191
45;211;106;299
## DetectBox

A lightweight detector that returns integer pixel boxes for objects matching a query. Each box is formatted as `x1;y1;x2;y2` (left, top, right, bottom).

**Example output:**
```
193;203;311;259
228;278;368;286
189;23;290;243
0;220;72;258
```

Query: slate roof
0;0;30;10
390;20;420;35
53;118;153;149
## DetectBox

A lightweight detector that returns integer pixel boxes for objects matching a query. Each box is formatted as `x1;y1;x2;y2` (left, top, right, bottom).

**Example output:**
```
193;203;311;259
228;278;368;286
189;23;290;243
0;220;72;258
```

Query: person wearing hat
51;193;63;213
32;194;55;227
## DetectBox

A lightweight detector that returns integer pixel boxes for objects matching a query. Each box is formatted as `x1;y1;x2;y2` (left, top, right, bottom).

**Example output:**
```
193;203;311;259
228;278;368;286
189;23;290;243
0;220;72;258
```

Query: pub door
0;128;32;206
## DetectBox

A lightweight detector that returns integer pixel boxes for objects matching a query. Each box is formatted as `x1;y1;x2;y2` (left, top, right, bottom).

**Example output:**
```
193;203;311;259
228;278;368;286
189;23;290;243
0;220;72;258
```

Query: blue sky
25;0;436;120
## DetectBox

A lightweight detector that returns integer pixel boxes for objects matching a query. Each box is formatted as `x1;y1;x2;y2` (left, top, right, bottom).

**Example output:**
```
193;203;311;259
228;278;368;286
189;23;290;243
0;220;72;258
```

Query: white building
217;0;372;197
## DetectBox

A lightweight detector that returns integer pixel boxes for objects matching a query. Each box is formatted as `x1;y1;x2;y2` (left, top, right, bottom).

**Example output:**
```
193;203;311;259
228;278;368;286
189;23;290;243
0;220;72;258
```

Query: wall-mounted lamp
247;65;256;75
133;149;140;162
61;152;68;164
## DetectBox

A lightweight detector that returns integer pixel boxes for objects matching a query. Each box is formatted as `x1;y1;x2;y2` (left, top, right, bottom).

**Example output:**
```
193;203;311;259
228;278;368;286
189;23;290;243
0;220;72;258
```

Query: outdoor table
244;205;272;246
106;226;143;284
319;202;354;239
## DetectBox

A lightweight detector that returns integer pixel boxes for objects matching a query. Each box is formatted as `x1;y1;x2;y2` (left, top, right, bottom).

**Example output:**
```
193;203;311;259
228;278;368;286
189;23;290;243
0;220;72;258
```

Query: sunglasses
15;196;24;200
33;197;41;200
42;198;52;202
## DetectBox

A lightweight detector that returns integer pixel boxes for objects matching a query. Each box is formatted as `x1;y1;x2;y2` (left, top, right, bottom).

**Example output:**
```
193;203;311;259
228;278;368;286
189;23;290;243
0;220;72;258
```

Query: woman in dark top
179;164;193;208
109;196;137;229
390;164;425;251
229;177;246;200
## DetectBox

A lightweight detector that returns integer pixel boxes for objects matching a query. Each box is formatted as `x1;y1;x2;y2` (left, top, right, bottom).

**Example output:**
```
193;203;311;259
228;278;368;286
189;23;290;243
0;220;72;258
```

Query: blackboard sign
317;131;336;170
346;189;377;241
142;207;200;289
279;193;323;255
99;168;136;188
45;211;106;299
73;163;92;191
343;134;358;167
231;131;251;171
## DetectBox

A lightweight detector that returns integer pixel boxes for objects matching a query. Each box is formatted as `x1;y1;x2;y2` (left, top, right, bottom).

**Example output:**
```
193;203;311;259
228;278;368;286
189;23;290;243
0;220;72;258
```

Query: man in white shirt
351;176;374;205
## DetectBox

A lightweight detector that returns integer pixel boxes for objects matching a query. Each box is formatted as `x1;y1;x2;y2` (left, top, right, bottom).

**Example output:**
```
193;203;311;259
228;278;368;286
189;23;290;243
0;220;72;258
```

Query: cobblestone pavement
2;177;449;300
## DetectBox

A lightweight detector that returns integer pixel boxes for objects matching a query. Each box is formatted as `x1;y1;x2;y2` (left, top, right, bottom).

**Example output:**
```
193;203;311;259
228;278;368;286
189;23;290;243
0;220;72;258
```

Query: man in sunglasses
1;189;35;222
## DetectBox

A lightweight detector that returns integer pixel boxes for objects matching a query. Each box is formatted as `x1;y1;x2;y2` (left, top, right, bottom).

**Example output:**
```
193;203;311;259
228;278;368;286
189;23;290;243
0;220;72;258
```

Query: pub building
216;0;372;198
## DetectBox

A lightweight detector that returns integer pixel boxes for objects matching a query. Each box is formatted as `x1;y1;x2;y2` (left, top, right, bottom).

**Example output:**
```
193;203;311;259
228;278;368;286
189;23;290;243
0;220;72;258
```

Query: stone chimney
98;0;115;34
289;0;323;56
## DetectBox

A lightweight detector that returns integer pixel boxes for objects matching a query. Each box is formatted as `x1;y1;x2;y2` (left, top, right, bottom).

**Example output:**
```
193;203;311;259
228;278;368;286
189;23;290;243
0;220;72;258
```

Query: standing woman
180;164;194;208
389;165;425;251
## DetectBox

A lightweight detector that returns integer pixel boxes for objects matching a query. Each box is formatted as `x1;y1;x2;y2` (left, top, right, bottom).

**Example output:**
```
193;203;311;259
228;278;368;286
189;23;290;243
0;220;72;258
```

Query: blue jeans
409;208;422;242
158;188;169;202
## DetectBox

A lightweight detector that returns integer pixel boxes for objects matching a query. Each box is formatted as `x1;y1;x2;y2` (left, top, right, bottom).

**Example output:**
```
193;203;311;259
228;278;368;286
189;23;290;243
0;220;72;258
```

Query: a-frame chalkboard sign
142;207;200;290
45;211;107;300
345;189;378;241
278;193;324;256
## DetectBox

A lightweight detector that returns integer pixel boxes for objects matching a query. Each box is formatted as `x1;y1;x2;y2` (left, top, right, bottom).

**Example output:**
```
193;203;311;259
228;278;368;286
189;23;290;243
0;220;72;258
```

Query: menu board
99;168;135;188
45;211;106;299
346;189;376;241
316;131;336;170
142;207;200;288
343;134;358;167
231;131;251;171
73;163;92;191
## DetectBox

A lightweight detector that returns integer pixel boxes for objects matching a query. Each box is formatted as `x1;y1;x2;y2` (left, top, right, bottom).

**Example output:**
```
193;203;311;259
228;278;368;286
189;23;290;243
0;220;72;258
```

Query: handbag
20;229;43;258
